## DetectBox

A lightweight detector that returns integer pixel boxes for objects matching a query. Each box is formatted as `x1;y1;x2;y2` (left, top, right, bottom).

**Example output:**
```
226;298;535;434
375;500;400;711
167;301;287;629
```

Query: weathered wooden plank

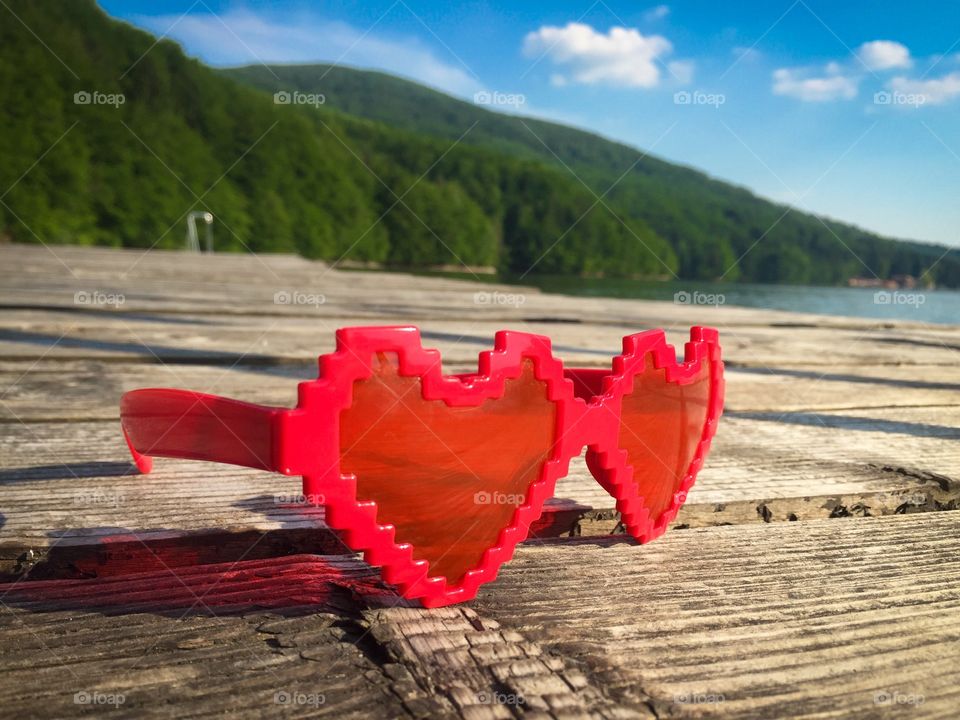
0;313;647;366
2;411;957;581
3;309;960;371
0;555;419;719
0;361;305;422
3;241;960;720
0;554;639;719
473;511;960;719
692;411;959;503
4;243;960;371
1;243;867;330
724;364;960;412
0;417;585;579
3;358;960;424
3;513;959;719
360;606;641;719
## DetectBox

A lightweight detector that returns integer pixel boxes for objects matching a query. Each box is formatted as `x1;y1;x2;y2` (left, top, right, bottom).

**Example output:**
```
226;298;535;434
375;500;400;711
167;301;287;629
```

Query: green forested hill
1;0;957;285
224;64;960;286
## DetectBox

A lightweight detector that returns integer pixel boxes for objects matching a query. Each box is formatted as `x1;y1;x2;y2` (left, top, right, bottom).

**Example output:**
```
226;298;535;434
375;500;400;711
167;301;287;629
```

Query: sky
102;0;960;249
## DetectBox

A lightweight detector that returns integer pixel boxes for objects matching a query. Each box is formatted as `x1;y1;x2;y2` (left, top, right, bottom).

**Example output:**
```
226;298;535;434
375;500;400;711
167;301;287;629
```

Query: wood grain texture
0;554;641;719
2;242;960;719
474;512;960;719
4;359;960;422
0;555;416;719
2;411;957;581
4;309;960;370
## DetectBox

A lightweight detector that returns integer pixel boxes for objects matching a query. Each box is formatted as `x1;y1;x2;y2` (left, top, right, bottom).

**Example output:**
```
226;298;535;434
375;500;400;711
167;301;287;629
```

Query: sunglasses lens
615;354;713;537
338;353;556;585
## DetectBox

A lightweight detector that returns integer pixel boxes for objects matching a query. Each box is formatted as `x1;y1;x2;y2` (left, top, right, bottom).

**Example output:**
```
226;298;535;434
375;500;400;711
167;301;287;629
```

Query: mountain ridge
223;62;954;271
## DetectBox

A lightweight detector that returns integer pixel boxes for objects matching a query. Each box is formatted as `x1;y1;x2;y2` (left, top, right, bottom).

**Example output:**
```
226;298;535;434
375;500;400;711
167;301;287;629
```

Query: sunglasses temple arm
120;388;288;475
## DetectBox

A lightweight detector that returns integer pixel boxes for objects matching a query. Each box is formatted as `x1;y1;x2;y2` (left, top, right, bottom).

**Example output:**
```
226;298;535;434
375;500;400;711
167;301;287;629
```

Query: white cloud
858;40;912;70
890;72;960;104
522;22;681;88
644;5;670;21
131;9;480;97
772;66;859;101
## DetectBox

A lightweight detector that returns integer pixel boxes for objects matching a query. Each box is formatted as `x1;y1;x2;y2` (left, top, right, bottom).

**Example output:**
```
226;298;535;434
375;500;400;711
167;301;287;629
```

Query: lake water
517;277;959;325
408;271;958;325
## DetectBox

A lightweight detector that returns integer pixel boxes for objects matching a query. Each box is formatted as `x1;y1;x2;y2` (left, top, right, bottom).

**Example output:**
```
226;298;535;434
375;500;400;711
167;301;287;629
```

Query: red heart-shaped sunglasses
120;326;723;607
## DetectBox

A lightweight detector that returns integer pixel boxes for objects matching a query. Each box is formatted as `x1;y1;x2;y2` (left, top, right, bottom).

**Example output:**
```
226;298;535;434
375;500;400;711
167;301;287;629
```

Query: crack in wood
359;606;650;719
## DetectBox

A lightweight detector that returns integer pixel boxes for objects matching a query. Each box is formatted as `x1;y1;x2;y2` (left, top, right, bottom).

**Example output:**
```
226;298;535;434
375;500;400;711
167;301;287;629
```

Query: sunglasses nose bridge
585;394;621;448
557;393;621;459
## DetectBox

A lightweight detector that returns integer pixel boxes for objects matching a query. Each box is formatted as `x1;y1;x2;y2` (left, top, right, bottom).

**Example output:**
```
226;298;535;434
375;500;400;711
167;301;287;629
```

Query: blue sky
103;0;960;248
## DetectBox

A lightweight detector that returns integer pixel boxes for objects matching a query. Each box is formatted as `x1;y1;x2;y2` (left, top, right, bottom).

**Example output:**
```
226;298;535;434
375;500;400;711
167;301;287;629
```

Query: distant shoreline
345;265;960;327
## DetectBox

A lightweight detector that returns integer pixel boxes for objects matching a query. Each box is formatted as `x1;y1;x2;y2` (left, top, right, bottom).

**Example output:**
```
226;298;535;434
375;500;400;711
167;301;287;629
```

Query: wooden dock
1;243;958;718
